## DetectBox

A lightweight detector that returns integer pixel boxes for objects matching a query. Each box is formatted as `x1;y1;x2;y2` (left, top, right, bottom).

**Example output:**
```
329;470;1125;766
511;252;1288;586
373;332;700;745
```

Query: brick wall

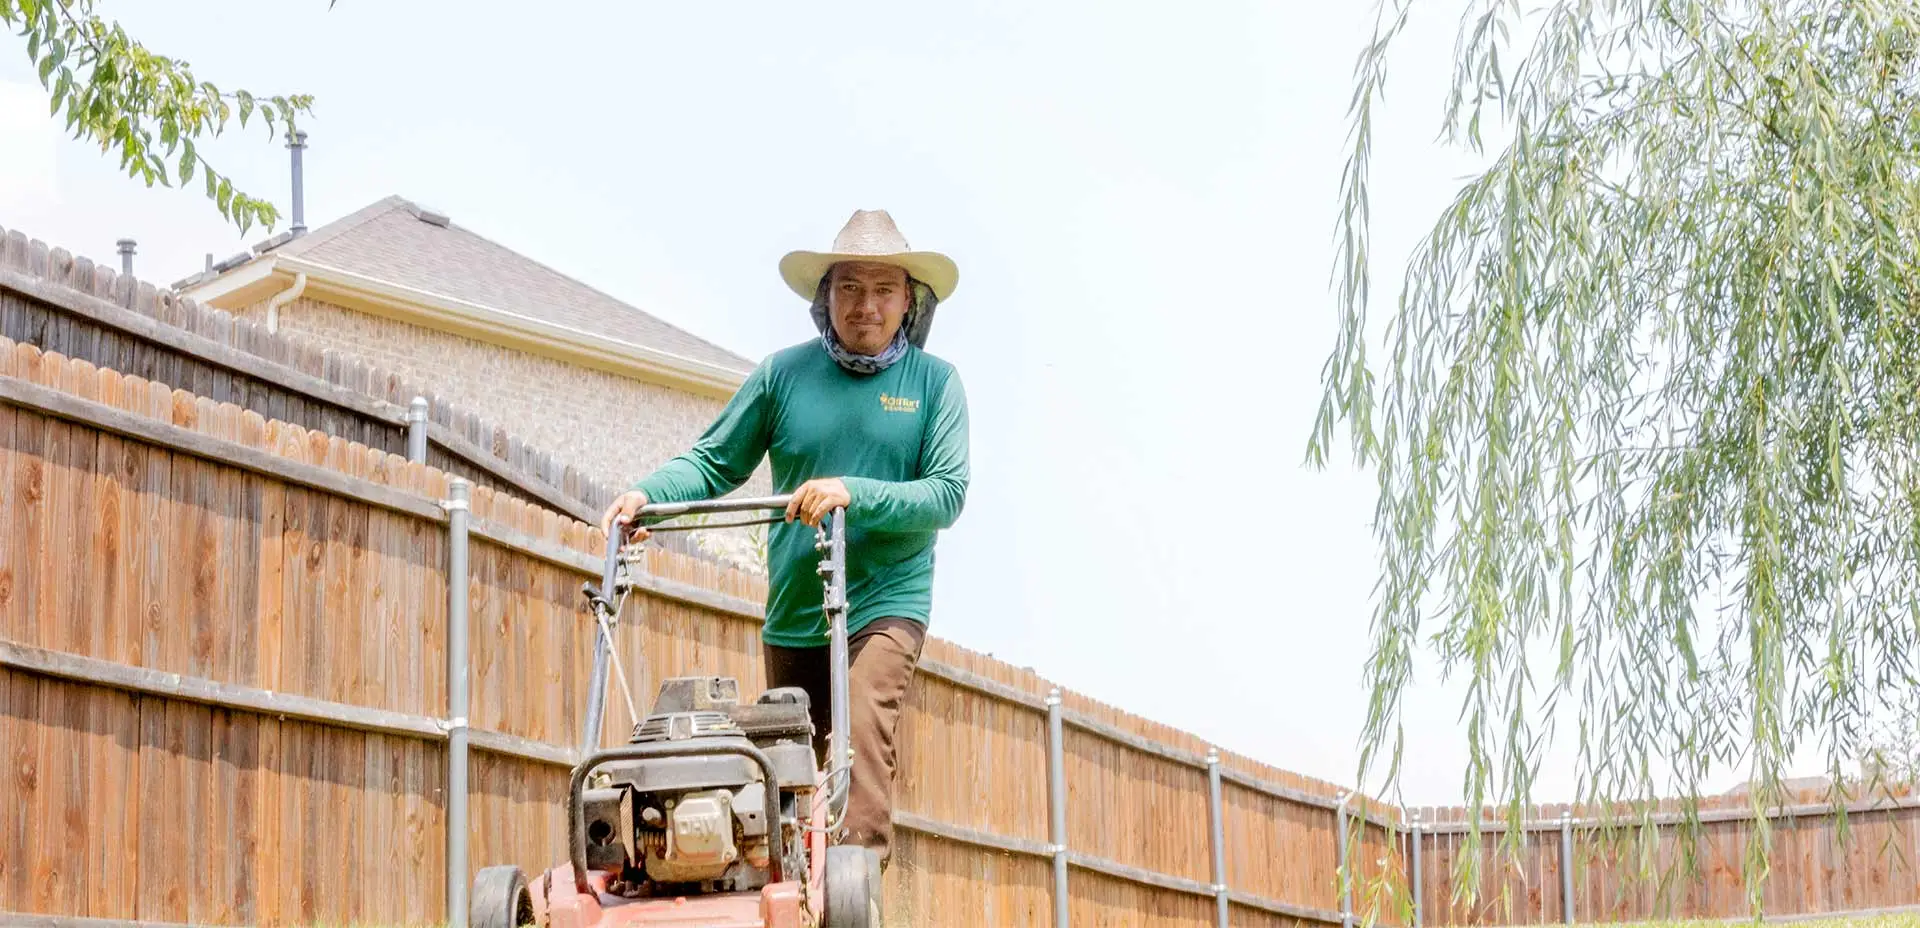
236;295;772;570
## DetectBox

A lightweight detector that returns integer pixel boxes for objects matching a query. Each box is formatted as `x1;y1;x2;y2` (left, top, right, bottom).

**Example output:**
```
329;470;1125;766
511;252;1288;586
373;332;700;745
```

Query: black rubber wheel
823;845;882;928
471;865;535;928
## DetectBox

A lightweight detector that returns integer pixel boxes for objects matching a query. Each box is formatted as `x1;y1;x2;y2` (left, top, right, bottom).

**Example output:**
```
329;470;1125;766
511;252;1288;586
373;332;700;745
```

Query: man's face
827;262;911;355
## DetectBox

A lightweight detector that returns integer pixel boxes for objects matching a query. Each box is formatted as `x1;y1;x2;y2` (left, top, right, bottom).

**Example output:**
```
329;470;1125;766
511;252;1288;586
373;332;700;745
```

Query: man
599;209;969;869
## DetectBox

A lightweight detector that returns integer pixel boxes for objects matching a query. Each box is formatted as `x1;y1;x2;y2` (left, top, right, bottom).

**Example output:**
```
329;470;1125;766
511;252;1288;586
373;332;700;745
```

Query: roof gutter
270;255;751;399
174;251;280;304
265;270;307;333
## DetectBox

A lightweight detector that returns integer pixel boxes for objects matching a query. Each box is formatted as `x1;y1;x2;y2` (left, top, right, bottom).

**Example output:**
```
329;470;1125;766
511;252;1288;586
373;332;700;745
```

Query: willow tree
1312;0;1920;915
4;0;318;234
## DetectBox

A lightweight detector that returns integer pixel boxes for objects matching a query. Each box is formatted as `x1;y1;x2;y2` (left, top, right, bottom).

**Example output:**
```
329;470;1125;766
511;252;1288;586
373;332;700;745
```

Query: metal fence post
407;396;430;464
1410;810;1424;928
444;478;472;928
1046;688;1069;928
1560;812;1575;925
1206;748;1230;928
1337;792;1354;928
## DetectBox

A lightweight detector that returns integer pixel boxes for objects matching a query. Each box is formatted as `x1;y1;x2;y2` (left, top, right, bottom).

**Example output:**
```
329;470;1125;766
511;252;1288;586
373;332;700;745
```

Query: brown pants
763;617;926;866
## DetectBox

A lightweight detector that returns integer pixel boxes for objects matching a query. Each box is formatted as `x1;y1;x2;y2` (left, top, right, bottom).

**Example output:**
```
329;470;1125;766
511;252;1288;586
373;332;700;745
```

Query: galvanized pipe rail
1414;795;1920;833
1046;690;1070;928
1337;792;1355;928
1207;750;1231;926
444;479;473;928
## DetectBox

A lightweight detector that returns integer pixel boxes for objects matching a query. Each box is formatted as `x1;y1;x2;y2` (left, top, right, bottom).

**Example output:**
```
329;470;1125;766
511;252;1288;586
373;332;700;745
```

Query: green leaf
236;89;253;127
178;149;194;185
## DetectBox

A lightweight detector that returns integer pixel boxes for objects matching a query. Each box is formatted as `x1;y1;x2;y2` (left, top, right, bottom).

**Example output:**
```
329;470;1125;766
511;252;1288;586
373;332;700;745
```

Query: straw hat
779;210;959;303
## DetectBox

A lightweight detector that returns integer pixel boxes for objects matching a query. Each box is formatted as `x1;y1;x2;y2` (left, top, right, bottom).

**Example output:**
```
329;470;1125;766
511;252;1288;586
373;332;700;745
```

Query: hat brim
779;250;958;303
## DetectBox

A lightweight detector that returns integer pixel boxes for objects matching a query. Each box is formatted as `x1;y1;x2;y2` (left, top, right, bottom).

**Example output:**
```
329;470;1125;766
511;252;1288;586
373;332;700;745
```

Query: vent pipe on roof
116;238;135;276
286;129;308;236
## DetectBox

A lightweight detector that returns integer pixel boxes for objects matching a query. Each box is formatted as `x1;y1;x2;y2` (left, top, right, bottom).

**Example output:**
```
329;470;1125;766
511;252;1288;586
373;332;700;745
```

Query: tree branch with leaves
3;0;318;235
1314;0;1920;919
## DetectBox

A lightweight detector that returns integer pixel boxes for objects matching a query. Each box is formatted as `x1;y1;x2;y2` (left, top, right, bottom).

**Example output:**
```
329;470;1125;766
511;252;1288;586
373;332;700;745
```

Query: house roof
175;195;755;384
1721;775;1834;797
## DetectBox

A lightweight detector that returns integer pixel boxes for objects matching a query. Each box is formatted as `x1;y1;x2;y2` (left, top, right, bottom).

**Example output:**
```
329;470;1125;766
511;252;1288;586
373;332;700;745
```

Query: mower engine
578;676;819;898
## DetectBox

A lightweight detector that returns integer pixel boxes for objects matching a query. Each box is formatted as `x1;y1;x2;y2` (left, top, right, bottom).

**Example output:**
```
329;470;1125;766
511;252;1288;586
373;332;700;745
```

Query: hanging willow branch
1313;0;1920;918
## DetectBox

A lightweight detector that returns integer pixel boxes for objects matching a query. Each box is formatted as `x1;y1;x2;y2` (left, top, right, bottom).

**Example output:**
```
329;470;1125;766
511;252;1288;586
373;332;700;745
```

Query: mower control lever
580;581;613;616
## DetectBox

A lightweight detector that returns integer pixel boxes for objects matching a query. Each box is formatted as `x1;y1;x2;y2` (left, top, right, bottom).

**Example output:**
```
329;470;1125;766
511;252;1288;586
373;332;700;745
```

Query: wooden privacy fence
0;334;1401;928
0;224;714;561
1399;790;1920;927
10;223;1911;928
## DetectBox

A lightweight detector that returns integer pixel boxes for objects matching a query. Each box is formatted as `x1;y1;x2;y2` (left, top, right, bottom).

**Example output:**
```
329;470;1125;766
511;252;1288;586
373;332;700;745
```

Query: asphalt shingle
266;195;753;374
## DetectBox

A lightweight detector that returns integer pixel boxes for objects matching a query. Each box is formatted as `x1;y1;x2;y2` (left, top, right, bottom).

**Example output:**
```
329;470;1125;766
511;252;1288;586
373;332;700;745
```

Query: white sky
0;0;1820;806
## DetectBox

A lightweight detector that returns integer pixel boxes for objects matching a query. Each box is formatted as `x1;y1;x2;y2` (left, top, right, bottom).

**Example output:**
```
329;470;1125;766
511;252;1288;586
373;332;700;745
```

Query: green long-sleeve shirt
631;340;970;648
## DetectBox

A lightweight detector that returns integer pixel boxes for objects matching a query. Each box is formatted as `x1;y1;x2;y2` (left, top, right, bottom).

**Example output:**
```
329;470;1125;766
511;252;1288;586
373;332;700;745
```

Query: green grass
1577;915;1920;928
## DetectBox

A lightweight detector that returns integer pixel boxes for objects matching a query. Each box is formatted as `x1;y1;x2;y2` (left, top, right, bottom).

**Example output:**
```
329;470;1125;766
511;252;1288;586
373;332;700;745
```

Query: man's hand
786;478;851;527
600;490;651;544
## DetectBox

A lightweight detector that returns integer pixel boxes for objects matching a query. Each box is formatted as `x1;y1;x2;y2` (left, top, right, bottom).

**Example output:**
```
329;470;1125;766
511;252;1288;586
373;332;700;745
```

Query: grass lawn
1587;915;1920;928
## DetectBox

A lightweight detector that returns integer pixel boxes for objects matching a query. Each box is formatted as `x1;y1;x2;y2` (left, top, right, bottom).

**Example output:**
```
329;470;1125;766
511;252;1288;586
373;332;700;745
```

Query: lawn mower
468;496;883;928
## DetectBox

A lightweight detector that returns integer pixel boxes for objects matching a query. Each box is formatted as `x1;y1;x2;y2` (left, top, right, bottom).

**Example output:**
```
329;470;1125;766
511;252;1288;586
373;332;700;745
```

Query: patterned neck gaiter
821;322;911;374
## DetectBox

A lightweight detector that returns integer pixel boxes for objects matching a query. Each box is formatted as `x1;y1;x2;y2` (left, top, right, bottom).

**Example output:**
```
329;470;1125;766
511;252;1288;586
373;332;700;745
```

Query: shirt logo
879;392;921;414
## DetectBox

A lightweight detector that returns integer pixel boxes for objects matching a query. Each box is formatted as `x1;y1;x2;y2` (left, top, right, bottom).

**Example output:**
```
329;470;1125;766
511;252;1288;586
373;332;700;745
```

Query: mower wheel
823;846;882;928
471;865;535;928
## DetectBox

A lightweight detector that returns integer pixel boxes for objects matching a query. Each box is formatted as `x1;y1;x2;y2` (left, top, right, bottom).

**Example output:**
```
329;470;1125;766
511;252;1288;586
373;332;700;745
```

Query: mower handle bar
584;492;806;745
631;494;796;520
